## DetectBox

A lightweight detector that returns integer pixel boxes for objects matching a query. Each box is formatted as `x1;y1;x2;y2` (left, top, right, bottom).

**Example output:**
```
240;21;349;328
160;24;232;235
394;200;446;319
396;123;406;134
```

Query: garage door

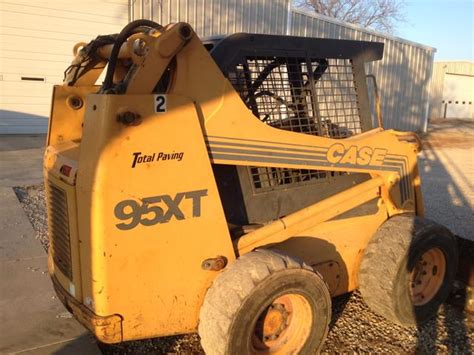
442;73;474;119
0;0;128;134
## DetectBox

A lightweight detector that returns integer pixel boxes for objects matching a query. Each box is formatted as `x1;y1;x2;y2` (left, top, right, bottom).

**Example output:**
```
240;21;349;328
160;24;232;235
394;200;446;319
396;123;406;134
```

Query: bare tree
294;0;406;33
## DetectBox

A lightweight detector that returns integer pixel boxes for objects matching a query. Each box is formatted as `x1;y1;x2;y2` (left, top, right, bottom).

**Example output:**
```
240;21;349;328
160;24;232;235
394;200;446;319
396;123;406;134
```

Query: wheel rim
409;247;446;306
251;294;312;353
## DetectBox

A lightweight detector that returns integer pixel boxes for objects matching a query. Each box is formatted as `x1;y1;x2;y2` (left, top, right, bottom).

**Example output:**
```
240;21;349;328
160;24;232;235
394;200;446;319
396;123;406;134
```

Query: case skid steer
44;20;458;354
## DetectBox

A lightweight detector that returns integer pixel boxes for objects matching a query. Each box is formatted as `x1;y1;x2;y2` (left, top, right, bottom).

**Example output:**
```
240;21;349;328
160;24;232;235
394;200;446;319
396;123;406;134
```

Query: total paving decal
131;151;184;168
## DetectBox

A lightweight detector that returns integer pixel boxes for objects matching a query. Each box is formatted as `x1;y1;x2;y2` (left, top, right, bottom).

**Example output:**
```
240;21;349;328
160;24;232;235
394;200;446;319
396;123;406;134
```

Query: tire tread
359;215;457;325
199;249;318;355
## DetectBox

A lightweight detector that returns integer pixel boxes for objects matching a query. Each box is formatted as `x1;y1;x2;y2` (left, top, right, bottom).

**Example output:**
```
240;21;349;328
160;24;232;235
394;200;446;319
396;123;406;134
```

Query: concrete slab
0;187;44;261
0;135;46;152
18;334;100;355
0;148;44;187
0;187;100;354
0;256;90;354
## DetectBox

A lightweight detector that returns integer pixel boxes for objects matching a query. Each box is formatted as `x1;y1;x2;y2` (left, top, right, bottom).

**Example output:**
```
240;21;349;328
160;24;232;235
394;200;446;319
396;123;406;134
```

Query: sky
397;0;473;61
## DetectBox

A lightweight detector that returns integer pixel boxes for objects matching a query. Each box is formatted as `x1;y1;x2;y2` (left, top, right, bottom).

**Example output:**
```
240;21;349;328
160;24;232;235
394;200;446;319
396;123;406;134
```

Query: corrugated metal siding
289;9;435;132
429;61;474;119
132;0;289;36
132;1;435;132
0;0;128;134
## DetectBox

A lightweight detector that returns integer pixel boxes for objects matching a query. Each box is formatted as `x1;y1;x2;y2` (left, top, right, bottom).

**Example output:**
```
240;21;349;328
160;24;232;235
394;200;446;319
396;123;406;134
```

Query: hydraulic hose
101;19;163;92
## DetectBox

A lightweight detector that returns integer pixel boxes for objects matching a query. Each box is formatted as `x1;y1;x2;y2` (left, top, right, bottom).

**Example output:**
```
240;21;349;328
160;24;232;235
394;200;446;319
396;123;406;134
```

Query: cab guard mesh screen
228;56;362;192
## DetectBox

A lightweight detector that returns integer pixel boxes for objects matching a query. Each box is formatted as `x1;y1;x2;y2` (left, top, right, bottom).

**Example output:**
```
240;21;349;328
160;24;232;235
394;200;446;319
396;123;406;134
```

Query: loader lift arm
56;20;423;253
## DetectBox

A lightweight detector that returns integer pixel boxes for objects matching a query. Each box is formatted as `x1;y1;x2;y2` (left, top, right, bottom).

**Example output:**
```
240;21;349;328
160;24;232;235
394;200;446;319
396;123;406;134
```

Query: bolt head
117;111;140;125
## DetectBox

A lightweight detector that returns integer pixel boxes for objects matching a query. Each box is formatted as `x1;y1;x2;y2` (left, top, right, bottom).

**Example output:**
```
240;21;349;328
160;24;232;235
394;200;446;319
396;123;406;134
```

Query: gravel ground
14;120;474;354
14;184;48;250
420;119;474;242
96;291;472;354
14;190;474;354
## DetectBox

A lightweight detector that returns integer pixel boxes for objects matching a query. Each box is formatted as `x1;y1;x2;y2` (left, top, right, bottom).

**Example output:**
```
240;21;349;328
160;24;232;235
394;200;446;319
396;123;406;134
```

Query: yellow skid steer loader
44;20;458;353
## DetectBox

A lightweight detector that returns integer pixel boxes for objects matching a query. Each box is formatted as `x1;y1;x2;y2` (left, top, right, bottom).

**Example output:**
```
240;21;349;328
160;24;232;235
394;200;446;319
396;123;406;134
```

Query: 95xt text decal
114;189;207;230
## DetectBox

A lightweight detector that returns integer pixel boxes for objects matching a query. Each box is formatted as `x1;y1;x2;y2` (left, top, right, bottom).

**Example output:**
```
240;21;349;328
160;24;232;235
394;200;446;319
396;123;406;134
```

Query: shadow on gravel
412;127;473;353
97;237;352;354
96;333;203;354
414;301;472;354
411;232;473;354
420;140;473;241
95;294;353;355
327;293;352;330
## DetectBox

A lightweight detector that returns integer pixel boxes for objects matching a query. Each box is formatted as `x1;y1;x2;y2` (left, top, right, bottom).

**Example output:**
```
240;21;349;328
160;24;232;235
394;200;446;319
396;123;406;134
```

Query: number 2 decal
154;95;167;113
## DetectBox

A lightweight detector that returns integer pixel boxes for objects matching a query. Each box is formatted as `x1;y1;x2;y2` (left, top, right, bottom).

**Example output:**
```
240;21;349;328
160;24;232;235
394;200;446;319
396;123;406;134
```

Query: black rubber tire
198;249;331;355
359;215;458;326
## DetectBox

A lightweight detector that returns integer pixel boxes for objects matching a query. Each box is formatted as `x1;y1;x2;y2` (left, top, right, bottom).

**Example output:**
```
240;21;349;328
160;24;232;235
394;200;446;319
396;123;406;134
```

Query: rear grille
48;183;72;280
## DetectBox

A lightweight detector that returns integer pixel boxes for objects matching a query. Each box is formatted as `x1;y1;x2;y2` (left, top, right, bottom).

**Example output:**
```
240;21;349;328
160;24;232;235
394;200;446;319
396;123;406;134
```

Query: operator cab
201;33;384;229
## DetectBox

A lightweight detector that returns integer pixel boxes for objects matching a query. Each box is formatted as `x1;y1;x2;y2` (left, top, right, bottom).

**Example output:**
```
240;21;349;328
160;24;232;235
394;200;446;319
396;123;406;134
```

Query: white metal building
133;0;437;132
0;0;128;134
429;61;474;119
289;8;436;132
1;0;438;133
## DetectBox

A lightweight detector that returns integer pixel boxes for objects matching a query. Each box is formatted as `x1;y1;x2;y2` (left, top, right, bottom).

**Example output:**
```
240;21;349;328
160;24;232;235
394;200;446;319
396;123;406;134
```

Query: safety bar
367;74;383;129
